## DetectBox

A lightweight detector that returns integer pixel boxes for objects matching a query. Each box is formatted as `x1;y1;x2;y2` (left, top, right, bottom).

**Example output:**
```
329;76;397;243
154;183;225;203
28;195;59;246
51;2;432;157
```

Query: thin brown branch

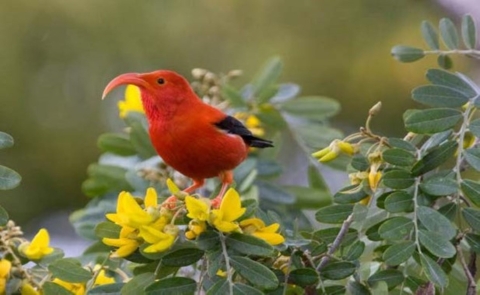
456;244;476;295
316;214;354;271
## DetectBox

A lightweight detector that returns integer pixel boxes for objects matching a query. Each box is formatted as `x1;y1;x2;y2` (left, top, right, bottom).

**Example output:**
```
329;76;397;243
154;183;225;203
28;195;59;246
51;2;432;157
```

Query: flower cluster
102;188;177;257
185;188;284;245
311;139;356;162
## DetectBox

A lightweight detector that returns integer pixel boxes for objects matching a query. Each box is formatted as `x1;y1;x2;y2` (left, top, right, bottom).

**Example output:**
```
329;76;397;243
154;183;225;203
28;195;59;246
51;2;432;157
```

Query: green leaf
233;283;264;295
420;254;448;288
420;176;458;196
351;154;370;171
440;18;459;49
308;165;328;190
382;148;415;167
411;141;457;176
417;206;456;240
271;83;300;103
462;207;480;232
196;231;220;251
426;69;476;98
313;227;358;246
388;138;416;152
144;277;196;295
0;165;21;190
84;164;132;193
161;248;204;267
381;169;414;189
384;191;413;213
333;184;368;204
464;148;480;171
230;256;278;290
121;272;155;295
344;240;365;261
378;217;413;240
0;205;9;226
285;186;331;209
252;56;283;103
412;85;469;108
437;55;453;70
42;281;73;295
418;230;455;258
383;241;416;266
469;119;480;138
206;279;229;295
89;283;125;294
97;133;137;156
0;132;14;149
318;285;346;295
256;180;294;204
48;258;92;283
315;204;353;224
289;268;319;287
226;233;274;257
368;269;404;290
438;202;458;221
222;83;247;108
461;14;477;49
320;261;356;280
124;113;156;159
347;281;370;295
391;45;425;62
461;179;480;206
94;222;121;239
404;108;462;134
279;96;340;120
421;21;439;50
465;233;480;253
421;130;452;151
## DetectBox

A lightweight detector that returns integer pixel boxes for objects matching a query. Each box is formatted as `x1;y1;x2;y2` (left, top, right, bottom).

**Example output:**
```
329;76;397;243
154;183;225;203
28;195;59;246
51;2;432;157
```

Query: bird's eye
157;78;165;85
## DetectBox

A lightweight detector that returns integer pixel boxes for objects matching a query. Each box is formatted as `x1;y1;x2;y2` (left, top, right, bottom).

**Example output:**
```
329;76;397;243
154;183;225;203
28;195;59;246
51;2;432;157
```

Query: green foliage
0;132;21;190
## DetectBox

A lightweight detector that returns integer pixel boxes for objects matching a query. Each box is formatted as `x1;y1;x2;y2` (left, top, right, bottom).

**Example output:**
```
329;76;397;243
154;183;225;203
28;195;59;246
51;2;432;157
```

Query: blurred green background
0;1;464;224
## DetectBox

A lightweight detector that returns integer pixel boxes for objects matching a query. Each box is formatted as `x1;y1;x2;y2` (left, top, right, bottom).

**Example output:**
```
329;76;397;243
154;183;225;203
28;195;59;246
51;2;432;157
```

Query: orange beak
102;73;150;99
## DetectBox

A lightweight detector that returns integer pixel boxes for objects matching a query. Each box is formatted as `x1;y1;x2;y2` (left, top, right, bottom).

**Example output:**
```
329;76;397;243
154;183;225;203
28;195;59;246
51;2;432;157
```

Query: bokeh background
0;1;478;235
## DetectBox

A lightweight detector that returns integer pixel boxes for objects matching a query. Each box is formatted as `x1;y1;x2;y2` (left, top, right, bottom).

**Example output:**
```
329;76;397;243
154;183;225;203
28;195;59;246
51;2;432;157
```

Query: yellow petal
21;229;54;260
166;178;180;194
118;85;144;118
185;196;210;221
144;188;158;208
138;226;169;244
311;147;330;159
239;218;265;229
260;223;280;233
0;260;11;278
213;220;240;233
252;232;285;245
219;189;245;222
113;242;139;258
143;235;175;253
94;269;116;286
21;283;41;295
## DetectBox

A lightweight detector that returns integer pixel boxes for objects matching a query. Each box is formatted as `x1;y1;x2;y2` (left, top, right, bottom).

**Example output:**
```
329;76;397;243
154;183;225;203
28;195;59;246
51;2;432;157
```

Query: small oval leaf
440;18;460;49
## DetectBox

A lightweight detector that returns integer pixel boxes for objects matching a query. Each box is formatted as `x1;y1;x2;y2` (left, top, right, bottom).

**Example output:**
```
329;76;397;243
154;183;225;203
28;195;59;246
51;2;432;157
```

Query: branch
456;244;476;295
316;214;354;271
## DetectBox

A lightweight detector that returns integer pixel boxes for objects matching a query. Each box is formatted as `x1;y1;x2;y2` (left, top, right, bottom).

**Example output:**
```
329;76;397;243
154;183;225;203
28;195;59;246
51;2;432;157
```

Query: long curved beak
102;73;149;99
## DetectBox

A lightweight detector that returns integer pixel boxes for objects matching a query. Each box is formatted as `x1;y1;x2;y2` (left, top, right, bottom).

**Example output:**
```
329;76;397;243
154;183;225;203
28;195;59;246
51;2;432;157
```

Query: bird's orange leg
163;179;204;209
211;171;234;208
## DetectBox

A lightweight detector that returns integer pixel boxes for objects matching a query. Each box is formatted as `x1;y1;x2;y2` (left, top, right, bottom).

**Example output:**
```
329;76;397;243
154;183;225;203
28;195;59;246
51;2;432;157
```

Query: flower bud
192;68;207;80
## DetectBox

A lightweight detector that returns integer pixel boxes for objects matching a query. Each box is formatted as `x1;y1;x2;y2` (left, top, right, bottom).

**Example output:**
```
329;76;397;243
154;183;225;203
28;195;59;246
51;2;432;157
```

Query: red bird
102;70;273;207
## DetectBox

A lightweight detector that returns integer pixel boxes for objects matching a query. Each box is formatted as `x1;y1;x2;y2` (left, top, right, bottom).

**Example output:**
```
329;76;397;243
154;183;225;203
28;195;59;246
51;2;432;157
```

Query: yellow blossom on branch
52;278;85;295
312;139;356;162
19;228;54;260
106;191;156;228
240;218;285;245
185;219;207;240
0;259;11;295
210;188;246;233
185;196;210;221
139;224;177;253
20;282;41;295
93;268;116;286
118;85;144;118
102;226;140;258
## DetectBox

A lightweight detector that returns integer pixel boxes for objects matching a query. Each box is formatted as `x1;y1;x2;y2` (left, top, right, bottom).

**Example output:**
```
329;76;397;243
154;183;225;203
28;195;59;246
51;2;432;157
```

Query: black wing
214;116;274;148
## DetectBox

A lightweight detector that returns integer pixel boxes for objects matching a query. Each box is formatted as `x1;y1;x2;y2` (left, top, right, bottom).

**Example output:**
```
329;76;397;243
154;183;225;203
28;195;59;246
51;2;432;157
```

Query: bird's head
102;70;194;111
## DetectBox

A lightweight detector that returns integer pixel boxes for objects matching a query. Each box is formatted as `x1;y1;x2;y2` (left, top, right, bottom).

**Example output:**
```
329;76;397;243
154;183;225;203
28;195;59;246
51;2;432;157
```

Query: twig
316;214;354;271
197;256;208;295
219;232;234;294
456;245;476;295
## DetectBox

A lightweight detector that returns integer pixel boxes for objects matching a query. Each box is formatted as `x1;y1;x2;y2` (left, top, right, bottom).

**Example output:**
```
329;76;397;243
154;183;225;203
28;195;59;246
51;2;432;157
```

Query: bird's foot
211;195;222;209
162;195;179;210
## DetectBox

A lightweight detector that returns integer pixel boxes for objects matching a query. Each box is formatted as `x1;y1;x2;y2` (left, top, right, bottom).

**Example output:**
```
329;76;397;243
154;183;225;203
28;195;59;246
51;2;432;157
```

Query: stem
316;214;354;271
197;256;208;295
424;49;480;59
219;232;234;294
154;259;163;277
456;244;476;294
412;173;423;255
282;251;294;295
86;253;112;290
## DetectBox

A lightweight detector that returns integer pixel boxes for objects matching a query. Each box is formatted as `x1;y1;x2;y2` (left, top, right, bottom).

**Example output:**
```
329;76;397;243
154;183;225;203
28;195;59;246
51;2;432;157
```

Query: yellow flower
312;140;355;163
19;228;54;260
106;191;156;229
118;85;144;118
185;220;207;240
94;269;115;286
185;196;210;221
368;170;382;192
52;278;85;295
139;224;177;253
166;178;180;194
20;282;41;295
234;112;265;137
210;189;245;233
102;226;140;258
0;260;11;278
240;218;285;245
0;259;11;295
